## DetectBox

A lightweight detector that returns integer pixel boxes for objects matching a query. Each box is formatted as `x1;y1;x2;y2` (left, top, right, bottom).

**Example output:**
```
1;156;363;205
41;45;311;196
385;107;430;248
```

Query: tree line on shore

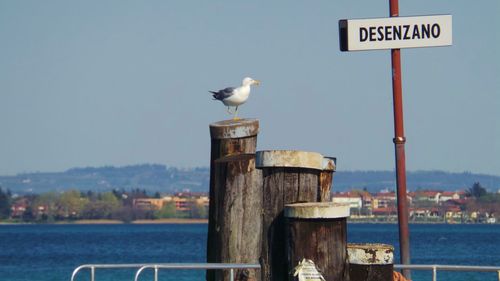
461;182;500;217
349;182;499;223
0;188;207;223
0;182;498;223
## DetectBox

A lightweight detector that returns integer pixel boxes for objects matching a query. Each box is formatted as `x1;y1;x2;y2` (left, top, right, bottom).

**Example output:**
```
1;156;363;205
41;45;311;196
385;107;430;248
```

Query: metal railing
394;264;500;281
71;263;260;281
71;263;500;281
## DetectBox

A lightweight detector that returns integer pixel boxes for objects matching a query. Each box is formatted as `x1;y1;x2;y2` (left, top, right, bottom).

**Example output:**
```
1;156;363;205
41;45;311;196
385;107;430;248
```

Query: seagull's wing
210;87;236;101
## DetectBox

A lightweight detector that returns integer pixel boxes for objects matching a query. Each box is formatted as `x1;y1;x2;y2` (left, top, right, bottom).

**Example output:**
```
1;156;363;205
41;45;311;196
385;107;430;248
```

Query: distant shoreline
0;218;209;225
1;219;497;225
132;219;208;224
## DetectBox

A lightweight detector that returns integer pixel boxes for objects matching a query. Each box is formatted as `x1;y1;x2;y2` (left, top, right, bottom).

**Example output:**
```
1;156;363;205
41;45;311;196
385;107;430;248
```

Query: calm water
0;223;499;281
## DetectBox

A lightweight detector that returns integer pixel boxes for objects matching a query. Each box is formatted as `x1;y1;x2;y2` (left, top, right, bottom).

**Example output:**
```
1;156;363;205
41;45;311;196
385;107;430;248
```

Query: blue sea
0;223;499;281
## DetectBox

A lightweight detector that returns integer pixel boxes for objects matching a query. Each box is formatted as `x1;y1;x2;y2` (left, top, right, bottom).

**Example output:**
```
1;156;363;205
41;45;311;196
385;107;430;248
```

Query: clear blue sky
1;1;498;176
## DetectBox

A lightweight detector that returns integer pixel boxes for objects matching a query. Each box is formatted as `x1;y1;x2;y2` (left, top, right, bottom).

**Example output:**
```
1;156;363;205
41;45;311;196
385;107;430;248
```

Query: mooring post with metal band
285;202;350;281
348;243;394;281
255;150;336;281
207;119;263;281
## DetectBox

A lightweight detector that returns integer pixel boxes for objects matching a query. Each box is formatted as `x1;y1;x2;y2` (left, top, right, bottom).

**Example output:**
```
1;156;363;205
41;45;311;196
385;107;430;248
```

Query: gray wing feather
210;87;236;101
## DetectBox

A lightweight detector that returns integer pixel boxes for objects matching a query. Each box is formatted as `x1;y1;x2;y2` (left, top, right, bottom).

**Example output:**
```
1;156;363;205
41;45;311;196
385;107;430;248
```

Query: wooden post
347;243;394;281
255;150;335;281
207;119;262;281
285;202;350;281
320;157;336;201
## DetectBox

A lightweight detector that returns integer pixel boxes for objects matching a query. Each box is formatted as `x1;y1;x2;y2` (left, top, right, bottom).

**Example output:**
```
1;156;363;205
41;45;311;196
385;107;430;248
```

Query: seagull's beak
253;80;261;86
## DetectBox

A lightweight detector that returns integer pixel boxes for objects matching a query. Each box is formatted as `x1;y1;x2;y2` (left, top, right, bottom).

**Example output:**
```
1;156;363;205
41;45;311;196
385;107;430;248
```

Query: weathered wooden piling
347;243;394;281
285;202;350;281
320;157;336;201
255;150;336;281
207;119;262;281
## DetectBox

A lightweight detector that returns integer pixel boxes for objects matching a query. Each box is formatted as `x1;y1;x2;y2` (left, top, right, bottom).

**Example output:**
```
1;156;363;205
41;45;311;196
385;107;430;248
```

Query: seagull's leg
233;106;240;120
227;107;232;115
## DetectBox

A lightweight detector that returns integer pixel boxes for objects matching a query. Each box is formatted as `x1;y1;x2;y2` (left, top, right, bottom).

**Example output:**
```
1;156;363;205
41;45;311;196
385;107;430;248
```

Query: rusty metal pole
389;0;411;279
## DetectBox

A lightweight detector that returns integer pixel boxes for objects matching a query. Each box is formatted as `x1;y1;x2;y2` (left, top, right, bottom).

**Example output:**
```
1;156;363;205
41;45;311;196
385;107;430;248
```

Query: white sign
292;259;325;281
339;15;452;51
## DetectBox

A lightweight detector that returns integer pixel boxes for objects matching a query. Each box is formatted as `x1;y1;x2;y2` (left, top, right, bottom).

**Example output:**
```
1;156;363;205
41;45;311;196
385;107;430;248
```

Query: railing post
154;266;158;281
135;266;147;281
497;270;500;281
432;266;437;281
91;266;95;281
230;268;234;281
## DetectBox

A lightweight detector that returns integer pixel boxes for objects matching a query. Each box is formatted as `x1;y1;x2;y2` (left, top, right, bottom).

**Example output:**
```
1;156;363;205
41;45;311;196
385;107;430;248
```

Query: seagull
210;77;260;120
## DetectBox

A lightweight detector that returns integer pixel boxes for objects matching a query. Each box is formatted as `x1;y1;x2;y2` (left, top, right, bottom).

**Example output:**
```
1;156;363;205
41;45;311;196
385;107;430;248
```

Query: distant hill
1;164;499;194
0;164;210;194
333;170;500;192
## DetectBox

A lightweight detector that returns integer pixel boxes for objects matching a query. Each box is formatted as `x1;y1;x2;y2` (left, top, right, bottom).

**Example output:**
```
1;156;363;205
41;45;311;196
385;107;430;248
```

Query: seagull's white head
242;77;261;87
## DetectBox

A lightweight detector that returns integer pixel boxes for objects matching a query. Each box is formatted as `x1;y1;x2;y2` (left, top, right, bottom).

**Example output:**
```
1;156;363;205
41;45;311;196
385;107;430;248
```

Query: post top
348;243;394;251
284;202;350;219
256;150;326;170
322;157;337;172
209;119;259;139
347;243;394;265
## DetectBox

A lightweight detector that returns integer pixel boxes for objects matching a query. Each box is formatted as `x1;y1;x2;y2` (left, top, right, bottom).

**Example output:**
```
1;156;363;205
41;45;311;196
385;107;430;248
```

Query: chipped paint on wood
255;150;324;170
321;157;336;171
348;243;394;265
284;202;350;219
348;243;394;281
319;171;333;201
319;157;336;201
210;119;259;139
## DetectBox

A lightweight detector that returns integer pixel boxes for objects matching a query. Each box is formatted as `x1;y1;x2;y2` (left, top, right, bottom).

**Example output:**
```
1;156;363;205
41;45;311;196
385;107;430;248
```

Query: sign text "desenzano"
360;23;441;42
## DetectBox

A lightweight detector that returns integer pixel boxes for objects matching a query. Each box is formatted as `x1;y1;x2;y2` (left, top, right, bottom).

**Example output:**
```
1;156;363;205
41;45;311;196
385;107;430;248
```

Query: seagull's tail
209;91;220;100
